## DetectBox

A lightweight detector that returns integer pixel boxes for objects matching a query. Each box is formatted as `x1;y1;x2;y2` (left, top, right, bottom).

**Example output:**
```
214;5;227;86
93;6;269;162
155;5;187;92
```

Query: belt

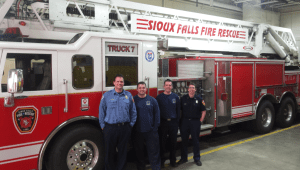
162;118;176;121
184;118;199;120
106;122;129;126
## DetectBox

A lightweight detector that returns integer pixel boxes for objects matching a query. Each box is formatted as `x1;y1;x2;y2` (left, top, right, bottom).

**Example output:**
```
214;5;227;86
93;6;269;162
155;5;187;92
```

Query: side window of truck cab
1;53;52;92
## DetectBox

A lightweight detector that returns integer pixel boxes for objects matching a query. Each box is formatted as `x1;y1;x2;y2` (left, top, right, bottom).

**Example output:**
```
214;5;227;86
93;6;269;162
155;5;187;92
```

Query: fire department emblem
13;106;38;134
145;50;155;62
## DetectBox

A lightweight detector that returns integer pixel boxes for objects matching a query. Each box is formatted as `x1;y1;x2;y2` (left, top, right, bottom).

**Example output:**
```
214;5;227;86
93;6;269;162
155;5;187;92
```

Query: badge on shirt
125;95;128;99
202;100;205;106
146;101;150;105
196;100;198;103
184;103;187;105
172;99;176;103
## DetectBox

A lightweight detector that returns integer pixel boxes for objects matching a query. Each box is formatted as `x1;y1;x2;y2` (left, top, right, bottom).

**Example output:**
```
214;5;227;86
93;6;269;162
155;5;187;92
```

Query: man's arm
200;111;206;123
176;96;181;122
153;98;160;131
129;95;137;127
99;96;107;129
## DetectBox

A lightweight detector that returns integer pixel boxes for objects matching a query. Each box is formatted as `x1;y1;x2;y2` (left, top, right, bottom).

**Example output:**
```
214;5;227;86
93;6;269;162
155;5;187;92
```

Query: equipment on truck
0;1;299;170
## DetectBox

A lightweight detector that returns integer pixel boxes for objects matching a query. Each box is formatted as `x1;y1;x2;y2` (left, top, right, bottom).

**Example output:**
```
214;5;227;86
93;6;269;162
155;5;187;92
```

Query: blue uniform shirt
181;94;206;119
134;95;160;132
156;93;180;122
99;89;137;129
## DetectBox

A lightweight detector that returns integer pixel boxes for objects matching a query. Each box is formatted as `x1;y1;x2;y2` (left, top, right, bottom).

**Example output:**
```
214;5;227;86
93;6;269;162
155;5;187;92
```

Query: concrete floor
127;119;300;170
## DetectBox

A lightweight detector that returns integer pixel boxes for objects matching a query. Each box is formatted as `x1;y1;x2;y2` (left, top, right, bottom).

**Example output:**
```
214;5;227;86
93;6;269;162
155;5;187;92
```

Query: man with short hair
156;79;180;168
177;83;206;166
132;82;161;170
99;74;137;170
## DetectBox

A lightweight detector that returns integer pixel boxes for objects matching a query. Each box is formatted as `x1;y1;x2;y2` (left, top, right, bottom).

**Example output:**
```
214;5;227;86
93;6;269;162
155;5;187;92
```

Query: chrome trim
64;79;68;112
145;76;150;95
214;59;285;62
38;116;98;170
279;91;296;104
255;94;277;115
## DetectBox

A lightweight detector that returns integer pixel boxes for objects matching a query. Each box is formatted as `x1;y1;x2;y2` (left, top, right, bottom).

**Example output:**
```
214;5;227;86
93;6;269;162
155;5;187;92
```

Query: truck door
0;49;58;170
216;61;232;127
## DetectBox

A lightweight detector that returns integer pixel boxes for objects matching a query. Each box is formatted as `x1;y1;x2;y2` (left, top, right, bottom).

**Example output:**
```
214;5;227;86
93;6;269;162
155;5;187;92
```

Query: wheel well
256;94;277;115
42;119;100;170
280;92;297;107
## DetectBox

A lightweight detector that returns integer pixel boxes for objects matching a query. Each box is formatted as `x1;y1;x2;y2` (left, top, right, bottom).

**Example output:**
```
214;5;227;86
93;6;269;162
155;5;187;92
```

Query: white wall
127;0;280;26
281;11;300;50
127;0;243;20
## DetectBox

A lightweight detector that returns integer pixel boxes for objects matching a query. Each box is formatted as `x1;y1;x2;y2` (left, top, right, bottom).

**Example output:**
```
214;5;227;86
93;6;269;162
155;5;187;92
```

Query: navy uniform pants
159;119;178;164
180;118;201;162
132;130;161;170
103;123;131;170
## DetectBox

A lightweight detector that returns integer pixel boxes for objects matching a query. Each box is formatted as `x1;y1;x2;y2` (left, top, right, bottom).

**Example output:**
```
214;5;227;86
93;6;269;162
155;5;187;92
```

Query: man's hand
102;128;104;130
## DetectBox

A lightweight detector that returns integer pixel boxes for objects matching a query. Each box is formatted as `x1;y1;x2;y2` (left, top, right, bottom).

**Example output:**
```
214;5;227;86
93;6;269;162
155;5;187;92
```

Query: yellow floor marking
188;123;300;160
146;124;300;169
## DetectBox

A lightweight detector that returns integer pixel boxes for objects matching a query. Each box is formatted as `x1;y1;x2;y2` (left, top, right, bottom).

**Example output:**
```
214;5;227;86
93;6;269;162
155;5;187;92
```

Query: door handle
63;79;68;112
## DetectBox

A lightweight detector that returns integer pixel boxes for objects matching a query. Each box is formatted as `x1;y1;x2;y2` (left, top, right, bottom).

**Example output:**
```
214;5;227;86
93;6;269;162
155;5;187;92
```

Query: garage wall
281;11;300;49
127;0;280;26
127;0;242;19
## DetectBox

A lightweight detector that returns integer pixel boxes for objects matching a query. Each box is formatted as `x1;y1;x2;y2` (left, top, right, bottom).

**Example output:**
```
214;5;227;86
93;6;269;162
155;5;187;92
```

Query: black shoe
195;160;202;166
161;161;165;168
170;162;178;167
177;159;188;165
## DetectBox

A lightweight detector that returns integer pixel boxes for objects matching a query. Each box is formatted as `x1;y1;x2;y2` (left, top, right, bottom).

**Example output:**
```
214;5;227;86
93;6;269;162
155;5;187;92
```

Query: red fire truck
0;0;299;170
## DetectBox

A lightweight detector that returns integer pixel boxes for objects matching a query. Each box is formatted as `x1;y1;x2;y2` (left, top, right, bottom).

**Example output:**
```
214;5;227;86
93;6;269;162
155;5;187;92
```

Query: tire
253;100;275;134
46;124;105;170
276;97;296;128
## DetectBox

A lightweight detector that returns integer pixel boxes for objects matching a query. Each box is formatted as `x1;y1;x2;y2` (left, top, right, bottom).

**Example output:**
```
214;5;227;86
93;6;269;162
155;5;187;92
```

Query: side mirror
7;69;23;93
4;69;23;107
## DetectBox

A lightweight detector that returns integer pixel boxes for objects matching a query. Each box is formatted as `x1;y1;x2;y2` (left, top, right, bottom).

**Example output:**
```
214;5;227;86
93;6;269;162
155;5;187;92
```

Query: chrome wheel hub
262;108;272;127
283;104;292;122
67;140;99;170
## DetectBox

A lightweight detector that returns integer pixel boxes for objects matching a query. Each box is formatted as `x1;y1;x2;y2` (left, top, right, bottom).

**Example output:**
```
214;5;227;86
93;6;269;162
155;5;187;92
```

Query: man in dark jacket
156;79;180;168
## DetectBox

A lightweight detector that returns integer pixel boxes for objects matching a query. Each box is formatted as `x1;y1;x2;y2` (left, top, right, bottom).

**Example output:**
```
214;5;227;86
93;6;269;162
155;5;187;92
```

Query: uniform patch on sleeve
202;100;205;106
132;96;134;103
101;96;104;100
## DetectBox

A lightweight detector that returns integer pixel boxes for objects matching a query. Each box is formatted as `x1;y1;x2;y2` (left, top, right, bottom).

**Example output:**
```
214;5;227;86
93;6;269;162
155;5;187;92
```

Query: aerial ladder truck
0;0;299;170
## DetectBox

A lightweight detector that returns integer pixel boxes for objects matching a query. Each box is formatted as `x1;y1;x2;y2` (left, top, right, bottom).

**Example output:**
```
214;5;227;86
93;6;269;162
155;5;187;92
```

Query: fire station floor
126;116;300;170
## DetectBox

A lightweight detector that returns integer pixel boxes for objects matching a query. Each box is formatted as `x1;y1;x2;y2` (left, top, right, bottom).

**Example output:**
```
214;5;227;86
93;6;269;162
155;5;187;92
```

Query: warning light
19;21;26;26
4;27;29;38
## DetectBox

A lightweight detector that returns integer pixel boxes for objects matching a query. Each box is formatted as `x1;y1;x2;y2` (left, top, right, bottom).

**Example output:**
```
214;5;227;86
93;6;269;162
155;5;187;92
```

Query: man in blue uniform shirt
132;82;161;170
177;83;206;166
99;74;137;170
156;79;180;168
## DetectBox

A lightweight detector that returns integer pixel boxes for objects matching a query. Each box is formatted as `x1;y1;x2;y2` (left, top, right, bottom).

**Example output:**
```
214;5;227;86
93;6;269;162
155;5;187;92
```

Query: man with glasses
177;83;206;166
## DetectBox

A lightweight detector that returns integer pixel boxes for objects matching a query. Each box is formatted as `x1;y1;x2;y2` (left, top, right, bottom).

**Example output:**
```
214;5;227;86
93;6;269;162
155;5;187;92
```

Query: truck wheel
276;97;295;128
253;100;275;134
46;124;104;170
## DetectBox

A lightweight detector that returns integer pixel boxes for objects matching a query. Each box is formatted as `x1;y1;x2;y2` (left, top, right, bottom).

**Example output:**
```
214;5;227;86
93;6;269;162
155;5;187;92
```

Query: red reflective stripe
137;23;148;25
137;19;148;22
137;27;147;30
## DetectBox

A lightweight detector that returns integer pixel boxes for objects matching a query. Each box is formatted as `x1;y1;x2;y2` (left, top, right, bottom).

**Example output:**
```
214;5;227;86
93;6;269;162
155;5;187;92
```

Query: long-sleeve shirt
99;89;137;129
133;95;160;132
156;92;181;122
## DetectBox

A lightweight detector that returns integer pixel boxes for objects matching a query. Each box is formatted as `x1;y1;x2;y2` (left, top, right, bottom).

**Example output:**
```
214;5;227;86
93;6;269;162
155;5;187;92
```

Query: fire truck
0;0;299;170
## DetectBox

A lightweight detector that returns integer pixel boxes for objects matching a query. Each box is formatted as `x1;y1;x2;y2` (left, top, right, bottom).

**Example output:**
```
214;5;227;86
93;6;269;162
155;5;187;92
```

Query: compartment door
231;63;254;119
217;76;231;127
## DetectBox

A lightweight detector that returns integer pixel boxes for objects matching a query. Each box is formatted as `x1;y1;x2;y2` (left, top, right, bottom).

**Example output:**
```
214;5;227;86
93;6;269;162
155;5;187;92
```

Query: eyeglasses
188;87;195;89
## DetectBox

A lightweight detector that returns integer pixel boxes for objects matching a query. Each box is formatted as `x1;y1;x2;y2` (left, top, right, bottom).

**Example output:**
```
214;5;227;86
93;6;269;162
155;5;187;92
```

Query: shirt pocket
108;100;117;109
121;98;130;109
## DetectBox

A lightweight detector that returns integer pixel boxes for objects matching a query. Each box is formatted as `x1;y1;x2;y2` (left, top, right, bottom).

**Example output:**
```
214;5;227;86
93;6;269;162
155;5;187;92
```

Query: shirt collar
113;89;125;95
